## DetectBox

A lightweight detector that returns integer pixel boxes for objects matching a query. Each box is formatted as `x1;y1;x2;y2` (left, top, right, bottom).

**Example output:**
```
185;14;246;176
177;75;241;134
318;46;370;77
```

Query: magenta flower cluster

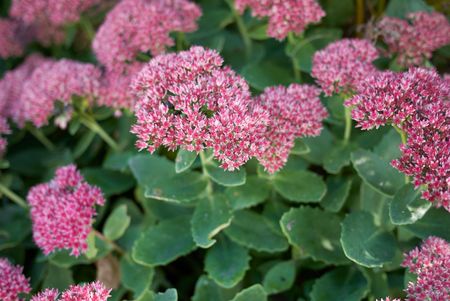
27;165;105;256
312;39;379;96
253;84;328;173
31;282;111;301
235;0;325;40
378;12;450;67
347;68;450;211
0;258;31;301
402;236;450;301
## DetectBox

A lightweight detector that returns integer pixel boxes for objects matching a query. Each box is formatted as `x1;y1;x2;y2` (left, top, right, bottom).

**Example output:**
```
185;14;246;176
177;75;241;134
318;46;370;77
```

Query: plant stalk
93;229;125;255
27;125;55;151
0;183;28;209
79;113;120;151
393;125;410;184
226;0;252;57
288;33;302;82
344;106;352;144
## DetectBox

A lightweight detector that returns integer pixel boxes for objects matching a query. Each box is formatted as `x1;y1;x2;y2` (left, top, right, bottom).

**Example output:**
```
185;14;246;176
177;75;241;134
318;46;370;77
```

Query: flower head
93;0;201;72
253;84;328;173
20;59;101;128
0;18;25;58
235;0;325;40
312;39;379;96
0;258;31;301
132;46;266;170
0;117;10;156
31;282;110;301
378;12;450;67
376;298;401;301
27;164;105;256
402;236;450;301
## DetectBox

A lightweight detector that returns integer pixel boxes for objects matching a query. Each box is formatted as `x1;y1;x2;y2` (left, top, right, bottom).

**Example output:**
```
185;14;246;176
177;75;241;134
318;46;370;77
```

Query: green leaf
144;172;208;205
323;144;351;174
273;170;326;203
175;149;197;173
360;183;394;231
340;211;397;267
129;154;175;187
321;177;352;212
403;208;450;240
85;232;97;259
204;162;246;187
73;130;96;158
82;168;135;197
191;195;233;248
104;205;131;240
385;0;433;18
134;290;154;301
291;139;310;155
155;289;177;301
192;275;236;301
389;184;431;225
310;267;369;301
351;149;403;196
132;216;196;267
205;235;250;288
241;62;293;91
42;264;73;291
103;151;136;171
224;210;289;253
0;205;31;251
224;176;270;210
322;0;355;26
280;207;348;264
373;129;402;162
230;285;267;301
248;23;269;40
262;261;296;294
120;256;154;296
301;128;335;165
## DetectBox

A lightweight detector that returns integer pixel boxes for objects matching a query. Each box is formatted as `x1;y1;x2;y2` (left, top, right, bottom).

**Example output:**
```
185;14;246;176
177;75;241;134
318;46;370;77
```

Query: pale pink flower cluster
402;236;450;301
235;0;325;40
132;46;268;170
0;19;25;58
0;258;31;301
27;165;105;256
10;0;101;26
31;282;111;301
378;12;450;67
253;84;328;173
20;59;101;128
347;68;450;210
0;118;10;156
93;0;201;72
312;39;379;96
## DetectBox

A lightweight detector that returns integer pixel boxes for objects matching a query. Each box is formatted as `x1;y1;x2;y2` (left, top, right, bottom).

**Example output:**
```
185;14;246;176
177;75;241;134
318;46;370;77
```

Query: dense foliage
0;0;449;300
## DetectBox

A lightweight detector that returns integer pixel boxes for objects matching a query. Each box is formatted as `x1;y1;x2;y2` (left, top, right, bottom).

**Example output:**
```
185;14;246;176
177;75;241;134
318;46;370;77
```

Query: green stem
79;113;120;151
356;0;365;36
27;126;55;151
176;32;185;51
377;0;386;17
199;151;213;195
393;125;410;184
93;230;125;255
288;33;302;82
344;106;352;144
226;0;252;57
79;17;95;41
0;183;28;209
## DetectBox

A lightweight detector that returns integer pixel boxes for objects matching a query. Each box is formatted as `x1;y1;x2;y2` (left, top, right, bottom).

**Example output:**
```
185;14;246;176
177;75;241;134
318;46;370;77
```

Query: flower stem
79;16;95;41
0;183;28;209
79;113;120;151
356;0;365;36
176;32;185;51
27;125;55;151
199;151;213;195
93;229;125;255
344;106;352;144
393;125;410;184
377;0;386;17
288;33;302;82
226;0;252;57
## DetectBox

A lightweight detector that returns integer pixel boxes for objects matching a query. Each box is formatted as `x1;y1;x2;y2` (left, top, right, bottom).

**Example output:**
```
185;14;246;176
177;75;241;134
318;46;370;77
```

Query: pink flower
93;0;201;72
0;18;25;58
253;84;328;173
20;59;101;128
132;46;267;170
376;298;401;301
0;117;10;156
27;165;105;256
0;258;31;301
31;282;110;301
235;0;325;40
312;38;379;96
402;236;450;301
378;12;450;67
347;68;450;211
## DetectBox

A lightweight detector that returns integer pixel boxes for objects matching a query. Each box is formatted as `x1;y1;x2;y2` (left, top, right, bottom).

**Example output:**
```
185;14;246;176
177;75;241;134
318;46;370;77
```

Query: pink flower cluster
312;39;379;96
0;19;25;58
27;165;105;256
0;118;10;156
10;0;101;26
377;299;400;301
402;236;450;301
378;12;450;67
0;258;31;301
31;281;111;301
132;46;268;170
93;0;201;72
253;84;328;173
20;59;101;128
235;0;325;40
347;68;450;210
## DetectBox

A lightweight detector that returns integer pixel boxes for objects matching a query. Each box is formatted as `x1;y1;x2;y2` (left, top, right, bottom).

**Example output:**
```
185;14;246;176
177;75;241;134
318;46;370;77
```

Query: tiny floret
27;165;105;256
0;258;31;301
31;282;111;301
